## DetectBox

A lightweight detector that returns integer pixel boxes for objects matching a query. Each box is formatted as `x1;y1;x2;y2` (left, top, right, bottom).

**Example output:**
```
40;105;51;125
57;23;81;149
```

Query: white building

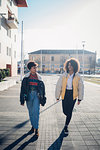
0;0;27;76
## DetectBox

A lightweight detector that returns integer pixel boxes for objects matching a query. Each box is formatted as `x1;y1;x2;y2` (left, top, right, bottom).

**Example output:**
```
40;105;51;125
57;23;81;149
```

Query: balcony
15;0;28;7
6;15;19;29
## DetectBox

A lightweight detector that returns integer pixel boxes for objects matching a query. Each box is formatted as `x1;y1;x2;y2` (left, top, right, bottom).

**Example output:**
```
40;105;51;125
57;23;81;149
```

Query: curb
0;79;17;91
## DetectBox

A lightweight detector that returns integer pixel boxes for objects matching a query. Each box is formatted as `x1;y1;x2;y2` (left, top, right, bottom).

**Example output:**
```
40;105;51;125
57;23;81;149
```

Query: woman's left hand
77;101;81;105
56;99;59;101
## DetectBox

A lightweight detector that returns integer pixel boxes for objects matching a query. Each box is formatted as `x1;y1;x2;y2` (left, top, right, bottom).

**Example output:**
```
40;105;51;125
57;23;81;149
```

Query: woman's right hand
56;99;59;101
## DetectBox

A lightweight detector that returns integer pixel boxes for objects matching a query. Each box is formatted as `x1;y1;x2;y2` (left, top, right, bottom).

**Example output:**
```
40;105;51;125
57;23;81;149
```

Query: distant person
55;58;84;134
20;61;46;137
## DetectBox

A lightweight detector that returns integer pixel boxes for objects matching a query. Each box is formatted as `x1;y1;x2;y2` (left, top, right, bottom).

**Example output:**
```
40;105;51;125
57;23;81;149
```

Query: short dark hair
64;58;80;73
27;61;38;70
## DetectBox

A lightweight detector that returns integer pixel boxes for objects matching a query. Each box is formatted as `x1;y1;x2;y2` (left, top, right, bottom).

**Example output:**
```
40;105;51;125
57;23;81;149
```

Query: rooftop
28;49;95;55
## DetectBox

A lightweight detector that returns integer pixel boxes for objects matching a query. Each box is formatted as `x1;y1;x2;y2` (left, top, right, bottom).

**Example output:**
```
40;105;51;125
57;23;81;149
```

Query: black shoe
35;129;39;137
64;126;68;134
29;127;34;134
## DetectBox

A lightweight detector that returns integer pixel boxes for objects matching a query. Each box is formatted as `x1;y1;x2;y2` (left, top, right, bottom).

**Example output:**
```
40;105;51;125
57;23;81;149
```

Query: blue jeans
26;91;40;129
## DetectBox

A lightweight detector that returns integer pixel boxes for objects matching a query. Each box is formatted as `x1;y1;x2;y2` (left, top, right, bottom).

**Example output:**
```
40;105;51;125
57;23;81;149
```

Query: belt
29;87;37;91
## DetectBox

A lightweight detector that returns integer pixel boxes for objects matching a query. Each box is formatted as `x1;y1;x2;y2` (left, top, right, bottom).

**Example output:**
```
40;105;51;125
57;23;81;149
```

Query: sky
18;0;100;60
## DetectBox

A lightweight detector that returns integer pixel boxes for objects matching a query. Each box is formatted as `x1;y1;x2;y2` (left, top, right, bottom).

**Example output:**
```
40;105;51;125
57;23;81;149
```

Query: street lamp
41;50;42;73
20;21;24;81
82;41;85;81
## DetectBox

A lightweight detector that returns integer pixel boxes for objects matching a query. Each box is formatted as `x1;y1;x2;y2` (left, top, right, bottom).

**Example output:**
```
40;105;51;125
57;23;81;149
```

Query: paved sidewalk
0;75;100;150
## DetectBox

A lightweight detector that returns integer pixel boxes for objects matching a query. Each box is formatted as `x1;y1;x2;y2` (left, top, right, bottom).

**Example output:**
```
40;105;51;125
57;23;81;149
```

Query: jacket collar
24;72;42;81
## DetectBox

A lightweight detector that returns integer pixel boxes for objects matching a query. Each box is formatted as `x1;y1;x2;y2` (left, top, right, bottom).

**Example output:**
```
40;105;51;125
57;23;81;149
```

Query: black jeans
65;109;75;126
62;89;76;126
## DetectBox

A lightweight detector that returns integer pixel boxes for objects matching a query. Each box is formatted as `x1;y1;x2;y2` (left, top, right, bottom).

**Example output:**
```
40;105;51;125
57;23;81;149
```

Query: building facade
29;49;96;74
0;0;27;76
17;59;29;74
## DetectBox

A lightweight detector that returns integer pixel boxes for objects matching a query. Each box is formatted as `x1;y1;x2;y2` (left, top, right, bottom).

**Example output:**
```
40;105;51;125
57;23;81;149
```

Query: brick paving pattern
0;75;100;150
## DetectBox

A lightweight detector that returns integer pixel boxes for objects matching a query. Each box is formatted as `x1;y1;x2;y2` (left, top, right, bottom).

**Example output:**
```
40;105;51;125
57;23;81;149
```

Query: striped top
29;73;39;90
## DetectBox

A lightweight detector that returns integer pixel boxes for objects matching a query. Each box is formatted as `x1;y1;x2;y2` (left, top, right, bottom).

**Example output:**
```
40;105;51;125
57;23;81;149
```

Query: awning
15;0;28;7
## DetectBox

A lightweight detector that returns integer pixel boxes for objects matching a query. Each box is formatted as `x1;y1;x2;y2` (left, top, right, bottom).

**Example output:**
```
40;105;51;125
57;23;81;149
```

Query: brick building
28;49;96;73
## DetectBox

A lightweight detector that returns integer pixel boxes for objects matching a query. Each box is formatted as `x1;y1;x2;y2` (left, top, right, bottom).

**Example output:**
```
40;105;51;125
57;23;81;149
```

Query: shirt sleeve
78;76;84;100
55;75;63;99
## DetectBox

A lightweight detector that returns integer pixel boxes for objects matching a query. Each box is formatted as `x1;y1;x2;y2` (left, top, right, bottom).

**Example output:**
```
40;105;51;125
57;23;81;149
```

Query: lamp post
41;50;42;73
20;21;24;81
82;41;85;81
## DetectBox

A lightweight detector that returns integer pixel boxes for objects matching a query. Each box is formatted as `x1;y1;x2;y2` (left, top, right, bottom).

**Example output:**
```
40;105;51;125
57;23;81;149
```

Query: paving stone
96;140;100;145
70;135;83;141
0;75;100;150
73;146;88;150
93;135;100;140
87;146;100;150
85;140;98;146
80;131;91;136
82;135;95;141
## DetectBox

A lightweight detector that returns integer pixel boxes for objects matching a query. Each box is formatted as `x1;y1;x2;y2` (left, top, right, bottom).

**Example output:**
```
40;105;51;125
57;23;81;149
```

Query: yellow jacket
55;72;84;100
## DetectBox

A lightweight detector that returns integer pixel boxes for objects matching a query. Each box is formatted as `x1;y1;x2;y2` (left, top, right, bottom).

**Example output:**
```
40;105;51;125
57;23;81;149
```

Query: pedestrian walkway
0;75;100;150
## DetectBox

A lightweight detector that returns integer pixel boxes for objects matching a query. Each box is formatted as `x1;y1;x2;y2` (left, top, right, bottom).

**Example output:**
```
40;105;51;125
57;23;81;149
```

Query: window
0;43;1;53
7;29;11;38
0;17;1;30
14;35;16;42
0;0;1;6
10;0;12;6
51;65;54;69
7;47;12;56
9;48;11;56
51;65;54;72
7;47;9;55
60;56;65;63
32;56;35;61
42;56;45;61
42;65;45;68
7;0;12;6
14;51;16;58
51;56;54;61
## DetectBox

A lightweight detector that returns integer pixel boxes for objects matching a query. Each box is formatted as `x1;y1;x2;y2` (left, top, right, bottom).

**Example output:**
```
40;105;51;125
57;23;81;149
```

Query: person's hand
77;101;80;105
21;104;24;106
56;99;59;101
77;100;81;105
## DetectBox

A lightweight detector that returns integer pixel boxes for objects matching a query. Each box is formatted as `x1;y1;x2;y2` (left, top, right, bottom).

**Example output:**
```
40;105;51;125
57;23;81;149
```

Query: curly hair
64;58;80;73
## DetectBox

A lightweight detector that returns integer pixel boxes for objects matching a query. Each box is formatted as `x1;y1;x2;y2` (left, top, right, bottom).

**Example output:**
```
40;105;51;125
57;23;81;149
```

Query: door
6;64;11;76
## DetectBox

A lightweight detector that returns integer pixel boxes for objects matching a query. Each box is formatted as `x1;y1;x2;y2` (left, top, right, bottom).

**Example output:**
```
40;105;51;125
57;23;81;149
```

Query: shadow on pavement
3;132;38;150
0;120;29;145
48;129;68;150
40;100;62;114
17;135;38;150
13;120;29;129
